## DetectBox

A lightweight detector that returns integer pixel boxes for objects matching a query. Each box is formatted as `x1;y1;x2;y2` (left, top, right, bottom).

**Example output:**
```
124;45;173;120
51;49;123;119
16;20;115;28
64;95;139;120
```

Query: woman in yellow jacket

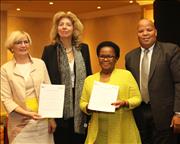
80;41;142;144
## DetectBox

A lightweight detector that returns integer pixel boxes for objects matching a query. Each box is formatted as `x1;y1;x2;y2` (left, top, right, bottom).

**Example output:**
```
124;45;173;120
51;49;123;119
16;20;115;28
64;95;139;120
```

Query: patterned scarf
57;43;87;133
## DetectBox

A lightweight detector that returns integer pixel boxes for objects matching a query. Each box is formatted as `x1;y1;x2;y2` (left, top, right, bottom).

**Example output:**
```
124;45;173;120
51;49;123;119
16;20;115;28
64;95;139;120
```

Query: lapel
13;56;36;77
149;42;159;81
13;62;36;77
13;65;22;77
29;60;39;97
134;48;141;85
29;58;38;81
30;61;36;74
11;58;21;77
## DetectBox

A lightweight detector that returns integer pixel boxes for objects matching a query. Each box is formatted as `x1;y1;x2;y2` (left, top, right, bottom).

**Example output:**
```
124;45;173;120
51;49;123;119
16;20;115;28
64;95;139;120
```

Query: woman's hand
14;106;42;120
27;111;42;120
86;105;91;113
48;119;57;133
111;100;129;109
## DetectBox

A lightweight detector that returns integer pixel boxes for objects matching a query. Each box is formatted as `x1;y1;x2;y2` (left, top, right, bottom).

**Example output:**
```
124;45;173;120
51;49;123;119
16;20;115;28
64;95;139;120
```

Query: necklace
65;47;73;54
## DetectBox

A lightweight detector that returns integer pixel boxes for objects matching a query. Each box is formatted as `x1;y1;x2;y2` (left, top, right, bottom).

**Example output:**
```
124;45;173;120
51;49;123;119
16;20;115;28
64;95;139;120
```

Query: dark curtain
153;0;180;47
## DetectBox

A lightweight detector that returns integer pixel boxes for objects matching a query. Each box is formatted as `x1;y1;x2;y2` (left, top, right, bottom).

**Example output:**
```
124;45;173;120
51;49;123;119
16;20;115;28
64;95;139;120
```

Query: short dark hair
96;41;120;59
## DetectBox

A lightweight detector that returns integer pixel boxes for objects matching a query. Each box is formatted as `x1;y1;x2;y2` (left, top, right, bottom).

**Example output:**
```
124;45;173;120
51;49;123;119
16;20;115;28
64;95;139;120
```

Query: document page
88;81;119;112
38;84;65;118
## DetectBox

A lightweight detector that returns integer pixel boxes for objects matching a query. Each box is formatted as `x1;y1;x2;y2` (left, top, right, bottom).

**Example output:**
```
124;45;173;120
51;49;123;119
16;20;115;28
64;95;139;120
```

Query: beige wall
0;5;153;114
143;5;154;21
0;11;7;115
7;17;52;59
5;11;143;73
0;11;7;66
3;5;154;72
82;12;141;73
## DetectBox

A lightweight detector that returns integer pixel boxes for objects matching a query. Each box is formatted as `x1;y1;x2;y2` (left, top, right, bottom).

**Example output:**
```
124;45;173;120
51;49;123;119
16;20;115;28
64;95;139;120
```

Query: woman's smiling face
12;35;30;57
98;46;117;74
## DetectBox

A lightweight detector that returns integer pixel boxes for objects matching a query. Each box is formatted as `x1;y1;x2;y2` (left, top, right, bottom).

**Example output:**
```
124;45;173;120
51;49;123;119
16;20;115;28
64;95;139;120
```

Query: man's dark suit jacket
41;42;92;85
125;41;180;131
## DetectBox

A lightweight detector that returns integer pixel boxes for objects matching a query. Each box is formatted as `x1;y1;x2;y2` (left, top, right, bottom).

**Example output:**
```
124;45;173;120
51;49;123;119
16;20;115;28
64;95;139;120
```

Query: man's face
137;19;157;49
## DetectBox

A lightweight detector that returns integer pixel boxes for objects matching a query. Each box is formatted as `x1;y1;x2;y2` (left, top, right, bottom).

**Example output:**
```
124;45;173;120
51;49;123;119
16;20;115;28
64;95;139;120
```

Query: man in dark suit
125;18;180;144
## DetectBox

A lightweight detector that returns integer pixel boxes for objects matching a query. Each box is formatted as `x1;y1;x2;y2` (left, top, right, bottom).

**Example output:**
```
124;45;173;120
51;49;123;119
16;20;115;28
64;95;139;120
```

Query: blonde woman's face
12;36;30;57
58;17;74;39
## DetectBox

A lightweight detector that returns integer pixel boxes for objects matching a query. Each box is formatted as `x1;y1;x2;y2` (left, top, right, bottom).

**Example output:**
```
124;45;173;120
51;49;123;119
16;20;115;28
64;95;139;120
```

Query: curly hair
50;11;84;46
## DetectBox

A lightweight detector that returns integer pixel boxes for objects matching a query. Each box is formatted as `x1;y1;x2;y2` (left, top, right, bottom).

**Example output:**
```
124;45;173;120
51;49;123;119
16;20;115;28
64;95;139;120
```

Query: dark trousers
53;118;85;144
133;102;177;144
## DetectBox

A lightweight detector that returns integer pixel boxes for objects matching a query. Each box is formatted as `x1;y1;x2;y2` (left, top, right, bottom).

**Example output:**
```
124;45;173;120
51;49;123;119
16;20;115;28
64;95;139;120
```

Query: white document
38;84;65;118
88;81;119;112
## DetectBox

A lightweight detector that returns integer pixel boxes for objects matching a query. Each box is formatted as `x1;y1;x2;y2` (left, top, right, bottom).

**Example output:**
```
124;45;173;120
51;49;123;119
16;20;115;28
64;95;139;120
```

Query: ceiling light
49;2;54;5
97;6;101;9
129;0;134;3
16;8;21;11
136;0;154;5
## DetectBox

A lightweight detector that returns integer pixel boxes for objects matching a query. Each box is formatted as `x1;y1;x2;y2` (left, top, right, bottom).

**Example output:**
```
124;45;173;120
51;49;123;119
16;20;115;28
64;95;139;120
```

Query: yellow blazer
80;69;142;144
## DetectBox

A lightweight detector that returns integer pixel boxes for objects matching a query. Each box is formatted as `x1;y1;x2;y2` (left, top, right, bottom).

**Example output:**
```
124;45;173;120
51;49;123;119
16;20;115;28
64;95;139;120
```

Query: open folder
88;81;119;112
38;84;65;118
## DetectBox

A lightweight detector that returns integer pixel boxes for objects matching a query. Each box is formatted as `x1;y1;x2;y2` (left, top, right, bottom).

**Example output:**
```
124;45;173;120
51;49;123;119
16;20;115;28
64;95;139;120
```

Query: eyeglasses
14;40;29;45
98;55;115;60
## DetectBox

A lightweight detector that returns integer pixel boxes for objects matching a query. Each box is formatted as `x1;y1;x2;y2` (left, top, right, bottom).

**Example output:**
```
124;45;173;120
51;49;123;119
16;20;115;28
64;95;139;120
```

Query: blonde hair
5;30;32;53
50;11;84;46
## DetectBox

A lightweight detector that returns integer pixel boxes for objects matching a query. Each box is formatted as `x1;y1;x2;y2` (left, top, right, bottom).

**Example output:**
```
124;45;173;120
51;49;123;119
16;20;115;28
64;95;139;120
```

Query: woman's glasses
14;40;29;45
98;55;115;60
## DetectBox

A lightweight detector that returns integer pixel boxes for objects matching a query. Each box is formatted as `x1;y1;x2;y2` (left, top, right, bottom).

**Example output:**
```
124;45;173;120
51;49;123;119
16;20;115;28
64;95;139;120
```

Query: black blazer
42;42;92;85
125;41;180;130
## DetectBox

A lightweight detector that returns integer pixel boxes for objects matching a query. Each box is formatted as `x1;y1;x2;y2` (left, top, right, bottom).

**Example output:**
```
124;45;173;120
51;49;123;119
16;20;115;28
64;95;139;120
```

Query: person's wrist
86;105;90;113
124;101;129;107
25;111;31;117
86;105;93;114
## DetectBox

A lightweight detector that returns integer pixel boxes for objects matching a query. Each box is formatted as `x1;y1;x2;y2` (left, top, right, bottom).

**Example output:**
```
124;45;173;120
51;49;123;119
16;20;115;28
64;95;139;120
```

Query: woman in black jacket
42;11;92;144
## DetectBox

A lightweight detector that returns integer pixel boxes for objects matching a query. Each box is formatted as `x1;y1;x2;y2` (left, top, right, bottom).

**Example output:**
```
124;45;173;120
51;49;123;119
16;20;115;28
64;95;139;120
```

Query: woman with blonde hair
42;11;92;144
1;30;56;144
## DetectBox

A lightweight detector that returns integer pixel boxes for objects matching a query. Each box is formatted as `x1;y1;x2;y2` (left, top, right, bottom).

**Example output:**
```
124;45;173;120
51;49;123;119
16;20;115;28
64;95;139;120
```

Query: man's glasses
98;55;115;60
14;40;29;45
